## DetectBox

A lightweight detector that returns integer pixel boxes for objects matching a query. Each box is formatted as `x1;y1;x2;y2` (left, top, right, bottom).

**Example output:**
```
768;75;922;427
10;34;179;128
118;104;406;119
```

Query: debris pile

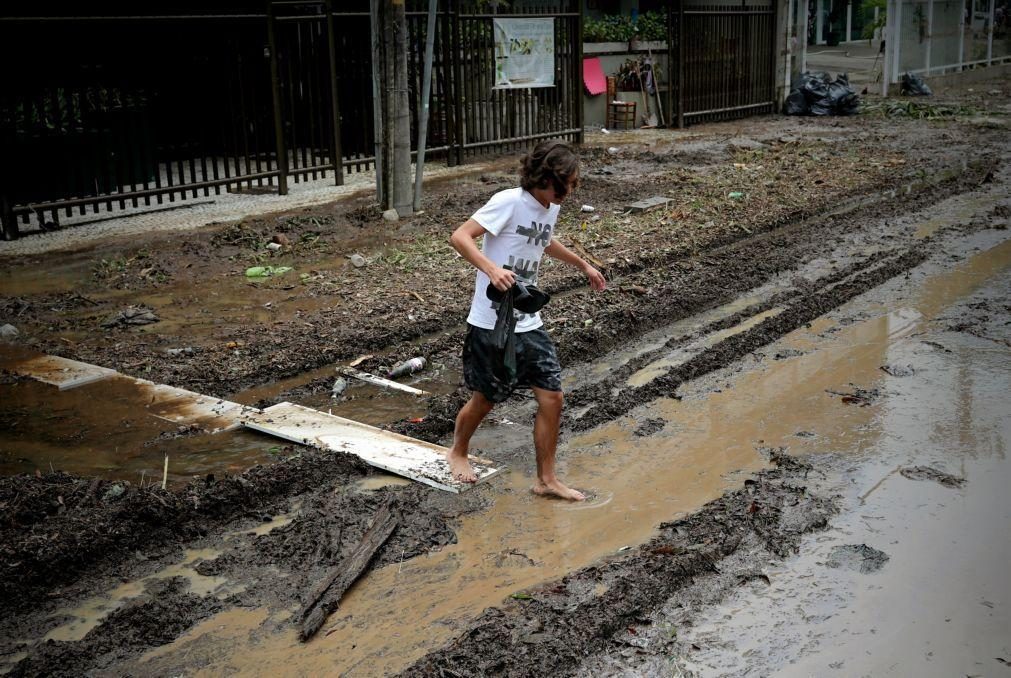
784;72;859;116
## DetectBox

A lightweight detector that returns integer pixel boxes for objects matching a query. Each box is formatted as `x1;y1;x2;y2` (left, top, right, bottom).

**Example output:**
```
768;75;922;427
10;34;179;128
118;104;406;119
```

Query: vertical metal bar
574;8;583;142
303;23;315;182
677;0;686;127
414;0;438;211
891;0;902;86
666;0;674;126
491;17;500;144
882;0;892;95
801;0;809;73
925;0;933;73
285;20;301;183
769;5;778;106
465;18;475;155
199;149;210;196
957;0;965;70
325;0;344;185
305;20;318;181
986;0;995;65
452;0;465;164
491;16;501;146
370;0;385;197
268;1;289;195
188;143;199;198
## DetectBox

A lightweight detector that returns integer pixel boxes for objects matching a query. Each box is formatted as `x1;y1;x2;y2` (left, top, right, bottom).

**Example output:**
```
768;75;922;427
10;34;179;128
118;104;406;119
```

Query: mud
825;543;891;574
401;453;834;677
0;83;1009;675
7;577;223;678
899;465;966;487
0;447;370;613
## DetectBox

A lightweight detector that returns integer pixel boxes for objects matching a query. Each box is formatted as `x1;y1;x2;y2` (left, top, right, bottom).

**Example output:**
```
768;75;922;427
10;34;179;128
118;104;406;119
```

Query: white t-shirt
466;187;559;332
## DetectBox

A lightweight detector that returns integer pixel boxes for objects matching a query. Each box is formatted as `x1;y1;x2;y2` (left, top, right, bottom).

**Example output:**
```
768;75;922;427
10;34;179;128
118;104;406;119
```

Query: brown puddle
126;236;1011;676
0;369;279;484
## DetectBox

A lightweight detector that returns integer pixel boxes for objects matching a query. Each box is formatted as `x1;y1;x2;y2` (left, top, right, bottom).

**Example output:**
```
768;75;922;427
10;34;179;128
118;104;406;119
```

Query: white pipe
413;0;437;213
892;0;902;84
801;0;810;72
925;0;933;74
987;0;996;65
785;0;794;95
957;0;965;69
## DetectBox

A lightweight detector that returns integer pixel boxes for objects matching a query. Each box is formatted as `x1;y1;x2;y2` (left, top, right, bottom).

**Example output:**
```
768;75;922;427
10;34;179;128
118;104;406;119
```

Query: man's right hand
486;266;517;292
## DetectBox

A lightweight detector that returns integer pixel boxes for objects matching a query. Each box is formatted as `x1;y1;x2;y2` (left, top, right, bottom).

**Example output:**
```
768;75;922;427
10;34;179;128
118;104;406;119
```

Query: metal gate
666;0;778;126
0;2;582;240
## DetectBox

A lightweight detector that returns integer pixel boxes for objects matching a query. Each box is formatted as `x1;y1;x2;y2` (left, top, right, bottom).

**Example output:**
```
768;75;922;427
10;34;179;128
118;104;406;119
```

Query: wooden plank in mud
244;402;500;493
298;499;398;642
11;354;118;390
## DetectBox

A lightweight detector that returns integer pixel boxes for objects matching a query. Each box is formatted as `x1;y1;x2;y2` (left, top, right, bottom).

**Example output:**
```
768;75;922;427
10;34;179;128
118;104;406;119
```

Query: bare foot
532;479;586;501
446;451;477;483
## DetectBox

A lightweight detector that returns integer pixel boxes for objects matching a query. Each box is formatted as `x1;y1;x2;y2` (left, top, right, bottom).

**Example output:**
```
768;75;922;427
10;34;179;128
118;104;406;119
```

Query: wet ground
1;79;1009;676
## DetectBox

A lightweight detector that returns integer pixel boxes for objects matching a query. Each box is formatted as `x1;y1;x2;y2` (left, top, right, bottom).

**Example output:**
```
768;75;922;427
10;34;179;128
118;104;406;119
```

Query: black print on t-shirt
506;255;539;282
516;221;552;247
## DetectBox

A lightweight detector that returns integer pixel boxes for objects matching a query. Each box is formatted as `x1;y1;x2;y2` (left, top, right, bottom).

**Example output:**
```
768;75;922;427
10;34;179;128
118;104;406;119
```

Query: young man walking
448;140;606;501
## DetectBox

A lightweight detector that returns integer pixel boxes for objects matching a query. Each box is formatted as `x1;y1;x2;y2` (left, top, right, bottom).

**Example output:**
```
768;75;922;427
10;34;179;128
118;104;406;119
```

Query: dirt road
1;81;1009;676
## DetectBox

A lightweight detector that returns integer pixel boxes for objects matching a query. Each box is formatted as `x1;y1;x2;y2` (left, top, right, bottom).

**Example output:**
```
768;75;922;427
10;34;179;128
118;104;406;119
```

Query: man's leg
530;387;585;501
448;391;494;482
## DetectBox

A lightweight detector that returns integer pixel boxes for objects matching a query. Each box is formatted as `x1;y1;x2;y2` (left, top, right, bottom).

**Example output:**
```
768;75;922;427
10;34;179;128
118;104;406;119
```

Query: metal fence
0;1;582;240
667;0;779;125
882;0;1010;93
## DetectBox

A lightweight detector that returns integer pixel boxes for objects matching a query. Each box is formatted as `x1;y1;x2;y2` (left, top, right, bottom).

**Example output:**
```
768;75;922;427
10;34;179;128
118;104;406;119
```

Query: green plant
861;0;887;41
583;11;667;43
584;14;634;42
634;11;667;41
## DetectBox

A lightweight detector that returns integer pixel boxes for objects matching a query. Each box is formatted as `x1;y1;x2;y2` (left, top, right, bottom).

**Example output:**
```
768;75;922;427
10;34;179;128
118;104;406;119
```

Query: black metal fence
667;0;778;126
0;1;582;239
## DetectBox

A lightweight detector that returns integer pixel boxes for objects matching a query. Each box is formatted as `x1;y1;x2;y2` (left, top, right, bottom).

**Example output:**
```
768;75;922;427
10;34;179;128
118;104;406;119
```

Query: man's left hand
584;265;606;291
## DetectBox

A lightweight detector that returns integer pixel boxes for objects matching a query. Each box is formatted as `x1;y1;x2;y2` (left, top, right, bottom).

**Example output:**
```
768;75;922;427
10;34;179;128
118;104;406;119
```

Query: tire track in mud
400;453;835;678
566;247;927;429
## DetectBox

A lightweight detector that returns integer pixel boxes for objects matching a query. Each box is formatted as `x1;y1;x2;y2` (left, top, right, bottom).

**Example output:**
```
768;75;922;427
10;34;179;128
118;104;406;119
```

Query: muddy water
126;235;1011;676
0;372;280;484
655;241;1011;677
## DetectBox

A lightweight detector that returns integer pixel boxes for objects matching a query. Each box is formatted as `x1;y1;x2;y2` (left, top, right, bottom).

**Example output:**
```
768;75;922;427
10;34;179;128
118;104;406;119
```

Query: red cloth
582;57;606;96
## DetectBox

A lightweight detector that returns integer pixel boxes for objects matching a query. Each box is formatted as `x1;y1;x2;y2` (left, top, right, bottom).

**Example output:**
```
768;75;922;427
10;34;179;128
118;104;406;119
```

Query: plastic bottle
388;357;427;379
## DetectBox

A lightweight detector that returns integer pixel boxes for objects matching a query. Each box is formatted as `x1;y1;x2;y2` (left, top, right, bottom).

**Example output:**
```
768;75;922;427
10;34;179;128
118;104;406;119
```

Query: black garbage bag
801;71;833;115
827;73;860;115
785;71;860;116
784;89;809;115
901;72;933;96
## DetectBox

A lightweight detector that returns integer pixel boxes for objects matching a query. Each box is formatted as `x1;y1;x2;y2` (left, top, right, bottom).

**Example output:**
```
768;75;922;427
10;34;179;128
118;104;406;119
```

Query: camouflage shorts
463;325;562;404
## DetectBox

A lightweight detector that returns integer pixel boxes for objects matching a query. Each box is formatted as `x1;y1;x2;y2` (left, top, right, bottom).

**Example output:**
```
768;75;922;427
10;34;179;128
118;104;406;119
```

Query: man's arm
544;239;607;291
450;219;516;292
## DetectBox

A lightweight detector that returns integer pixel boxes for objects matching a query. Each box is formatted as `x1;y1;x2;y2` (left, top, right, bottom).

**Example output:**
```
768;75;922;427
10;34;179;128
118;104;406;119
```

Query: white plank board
244;402;500;493
13;354;118;390
132;379;260;432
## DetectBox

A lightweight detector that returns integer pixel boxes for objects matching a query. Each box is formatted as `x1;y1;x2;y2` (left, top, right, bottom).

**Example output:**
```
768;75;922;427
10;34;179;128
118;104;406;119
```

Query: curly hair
520;139;580;200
